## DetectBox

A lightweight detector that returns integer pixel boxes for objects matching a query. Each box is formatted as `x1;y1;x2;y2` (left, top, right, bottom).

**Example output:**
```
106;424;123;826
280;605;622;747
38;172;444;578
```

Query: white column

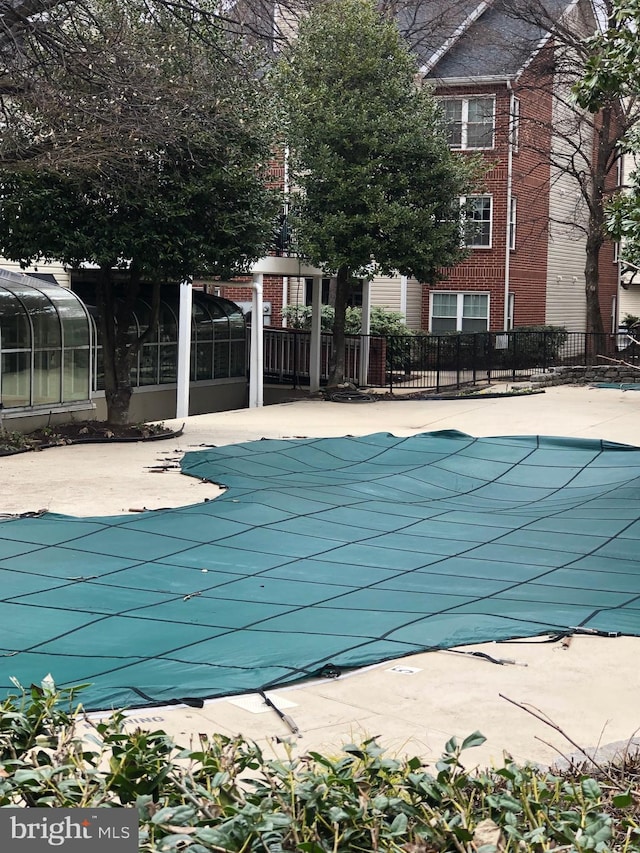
176;279;193;419
399;275;408;319
358;279;372;387
249;273;264;408
309;276;322;392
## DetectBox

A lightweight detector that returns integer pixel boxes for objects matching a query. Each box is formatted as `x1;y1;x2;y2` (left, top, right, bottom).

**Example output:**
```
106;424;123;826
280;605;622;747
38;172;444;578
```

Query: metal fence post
472;334;477;384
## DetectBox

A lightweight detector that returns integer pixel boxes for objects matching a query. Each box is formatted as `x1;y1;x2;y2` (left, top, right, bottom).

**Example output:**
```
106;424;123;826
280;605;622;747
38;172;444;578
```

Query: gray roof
397;0;582;81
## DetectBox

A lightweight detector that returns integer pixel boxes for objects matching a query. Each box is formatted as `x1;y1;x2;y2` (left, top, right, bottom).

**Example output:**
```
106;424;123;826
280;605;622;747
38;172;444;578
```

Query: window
84;286;245;392
0;274;91;408
461;195;492;247
440;97;495;149
509;197;517;250
431;292;489;332
304;278;331;305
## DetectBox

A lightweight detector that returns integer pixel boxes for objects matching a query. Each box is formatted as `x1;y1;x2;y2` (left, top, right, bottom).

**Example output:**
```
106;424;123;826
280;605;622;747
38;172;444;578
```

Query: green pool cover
1;430;640;711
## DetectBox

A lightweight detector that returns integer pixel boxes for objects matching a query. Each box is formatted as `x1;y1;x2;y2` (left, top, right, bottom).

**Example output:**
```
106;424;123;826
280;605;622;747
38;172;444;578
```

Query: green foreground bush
1;679;639;852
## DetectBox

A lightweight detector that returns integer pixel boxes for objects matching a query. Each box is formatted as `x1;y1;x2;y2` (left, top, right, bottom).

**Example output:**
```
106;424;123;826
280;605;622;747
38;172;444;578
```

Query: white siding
370;273;423;328
545;0;601;332
0;259;71;288
544;80;590;331
405;277;423;330
619;287;640;324
370;273;402;313
283;272;423;328
286;276;307;307
618;149;640;323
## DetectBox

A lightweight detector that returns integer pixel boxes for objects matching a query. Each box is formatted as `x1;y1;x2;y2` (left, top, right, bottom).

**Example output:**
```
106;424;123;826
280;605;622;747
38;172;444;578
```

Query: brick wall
421;84;514;331
510;54;554;327
421;69;558;333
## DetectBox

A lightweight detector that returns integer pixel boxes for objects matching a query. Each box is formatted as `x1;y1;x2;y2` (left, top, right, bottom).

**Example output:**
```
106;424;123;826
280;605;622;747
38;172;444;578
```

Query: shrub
1;678;639;852
622;313;640;331
282;304;412;337
503;325;569;369
387;326;571;374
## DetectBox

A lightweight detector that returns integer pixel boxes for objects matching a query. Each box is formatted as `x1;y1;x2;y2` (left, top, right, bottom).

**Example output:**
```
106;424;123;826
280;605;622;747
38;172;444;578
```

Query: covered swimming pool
1;429;639;710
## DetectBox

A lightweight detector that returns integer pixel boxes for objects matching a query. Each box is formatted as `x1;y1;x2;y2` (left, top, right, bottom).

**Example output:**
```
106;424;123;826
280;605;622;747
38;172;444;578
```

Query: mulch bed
0;420;183;456
324;387;544;402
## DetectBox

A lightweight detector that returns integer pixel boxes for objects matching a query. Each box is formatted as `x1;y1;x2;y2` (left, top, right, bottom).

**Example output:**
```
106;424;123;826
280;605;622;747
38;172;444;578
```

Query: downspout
504;81;514;331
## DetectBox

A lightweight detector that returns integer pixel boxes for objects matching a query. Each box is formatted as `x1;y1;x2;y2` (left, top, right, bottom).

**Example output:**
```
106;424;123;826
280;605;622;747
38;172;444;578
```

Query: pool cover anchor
259;690;301;737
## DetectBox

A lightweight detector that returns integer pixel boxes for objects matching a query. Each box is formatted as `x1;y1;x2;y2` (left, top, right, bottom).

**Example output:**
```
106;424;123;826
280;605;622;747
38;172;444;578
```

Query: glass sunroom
0;269;91;411
79;287;246;391
0;269;249;427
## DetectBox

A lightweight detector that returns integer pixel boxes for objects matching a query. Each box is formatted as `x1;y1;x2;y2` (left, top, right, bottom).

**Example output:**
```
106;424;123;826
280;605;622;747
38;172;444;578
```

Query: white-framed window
510;97;520;152
430;291;490;333
440;96;495;150
460;195;493;247
509;197;517;250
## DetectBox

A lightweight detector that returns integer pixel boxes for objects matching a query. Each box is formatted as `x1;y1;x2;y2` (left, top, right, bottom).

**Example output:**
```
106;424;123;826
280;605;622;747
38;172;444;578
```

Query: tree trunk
585;230;605;340
585;104;615;341
328;264;350;387
96;264;153;425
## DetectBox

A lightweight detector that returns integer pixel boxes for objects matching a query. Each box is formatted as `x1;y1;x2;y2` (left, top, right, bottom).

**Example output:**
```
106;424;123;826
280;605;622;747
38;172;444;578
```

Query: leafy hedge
392;326;570;374
1;679;639;852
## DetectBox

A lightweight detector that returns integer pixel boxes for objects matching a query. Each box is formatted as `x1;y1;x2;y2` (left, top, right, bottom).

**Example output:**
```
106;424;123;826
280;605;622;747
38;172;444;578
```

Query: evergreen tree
0;0;278;423
275;0;481;385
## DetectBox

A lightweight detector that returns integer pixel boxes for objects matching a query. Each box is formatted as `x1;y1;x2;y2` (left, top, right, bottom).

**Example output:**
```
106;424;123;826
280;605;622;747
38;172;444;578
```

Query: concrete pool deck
2;383;640;769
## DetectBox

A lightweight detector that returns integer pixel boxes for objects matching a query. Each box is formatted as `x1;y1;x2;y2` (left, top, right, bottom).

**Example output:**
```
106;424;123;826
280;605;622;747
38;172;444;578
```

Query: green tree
0;0;278;424
606;163;640;277
576;0;640;278
275;0;481;387
383;0;628;338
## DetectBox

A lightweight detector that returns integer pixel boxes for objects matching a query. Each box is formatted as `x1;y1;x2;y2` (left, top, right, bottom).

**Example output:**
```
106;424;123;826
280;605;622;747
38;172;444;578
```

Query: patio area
2;383;640;770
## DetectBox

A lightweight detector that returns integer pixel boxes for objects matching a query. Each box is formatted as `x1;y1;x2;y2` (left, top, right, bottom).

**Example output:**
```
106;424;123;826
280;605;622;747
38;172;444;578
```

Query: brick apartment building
216;0;620;336
413;0;619;335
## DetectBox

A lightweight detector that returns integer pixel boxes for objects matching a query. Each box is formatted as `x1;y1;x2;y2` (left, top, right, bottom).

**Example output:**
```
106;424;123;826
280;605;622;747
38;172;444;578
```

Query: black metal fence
261;327;618;391
386;330;615;391
263;328;362;386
